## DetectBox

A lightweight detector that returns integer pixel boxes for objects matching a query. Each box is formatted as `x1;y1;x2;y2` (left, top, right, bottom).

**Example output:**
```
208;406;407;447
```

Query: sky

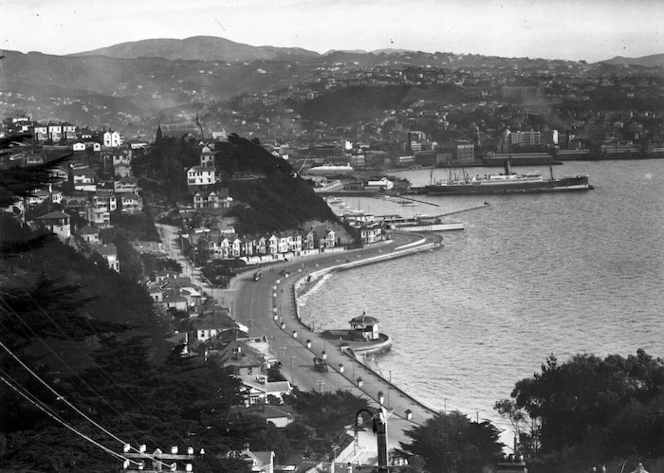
1;0;662;62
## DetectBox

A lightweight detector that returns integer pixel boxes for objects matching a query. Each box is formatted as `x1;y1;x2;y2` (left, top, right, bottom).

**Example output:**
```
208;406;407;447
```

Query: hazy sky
1;0;662;62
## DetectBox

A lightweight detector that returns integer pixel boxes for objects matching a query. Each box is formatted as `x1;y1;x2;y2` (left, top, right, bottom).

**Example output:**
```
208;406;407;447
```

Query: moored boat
412;160;591;195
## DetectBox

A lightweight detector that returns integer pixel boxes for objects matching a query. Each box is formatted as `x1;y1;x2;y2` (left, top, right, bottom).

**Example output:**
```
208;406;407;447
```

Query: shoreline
287;233;443;416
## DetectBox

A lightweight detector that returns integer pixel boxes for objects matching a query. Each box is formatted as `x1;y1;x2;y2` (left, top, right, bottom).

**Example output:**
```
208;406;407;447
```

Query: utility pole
121;444;204;472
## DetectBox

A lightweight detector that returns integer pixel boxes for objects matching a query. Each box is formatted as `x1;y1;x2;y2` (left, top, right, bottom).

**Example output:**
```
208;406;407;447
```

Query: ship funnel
504;159;512;175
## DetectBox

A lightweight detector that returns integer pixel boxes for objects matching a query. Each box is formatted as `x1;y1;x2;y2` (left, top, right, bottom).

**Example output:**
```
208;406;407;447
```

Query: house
120;194;143;214
154;270;179;282
304;229;318;250
114;177;140;193
230;405;295;428
193;190;220;209
114;163;132;178
187;166;216;192
191;311;238;342
148;286;163;303
47;122;62;142
163;294;188;311
71;167;97;192
62;122;77;141
36;211;71;240
359;222;384;245
216;341;265;378
32;123;48;142
92;243;120;271
200;146;215;167
111;150;132;167
321;229;336;248
103;130;122;148
78;226;100;244
242;449;275;473
228;449;275;473
72;142;86;152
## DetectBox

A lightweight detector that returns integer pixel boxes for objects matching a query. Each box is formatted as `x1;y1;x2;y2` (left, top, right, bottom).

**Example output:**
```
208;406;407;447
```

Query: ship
412;160;592;195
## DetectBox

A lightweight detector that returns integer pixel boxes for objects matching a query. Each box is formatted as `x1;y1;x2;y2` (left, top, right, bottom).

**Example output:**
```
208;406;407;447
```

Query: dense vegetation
215;134;338;234
132;134;201;202
399;411;503;473
496;351;664;472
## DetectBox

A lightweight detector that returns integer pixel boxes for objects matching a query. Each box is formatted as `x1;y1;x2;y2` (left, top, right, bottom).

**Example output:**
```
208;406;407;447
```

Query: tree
399;411;502;473
283;388;369;445
510;351;664;459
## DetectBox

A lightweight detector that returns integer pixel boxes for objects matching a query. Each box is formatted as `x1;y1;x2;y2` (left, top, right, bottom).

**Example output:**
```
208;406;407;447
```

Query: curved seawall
290;233;442;418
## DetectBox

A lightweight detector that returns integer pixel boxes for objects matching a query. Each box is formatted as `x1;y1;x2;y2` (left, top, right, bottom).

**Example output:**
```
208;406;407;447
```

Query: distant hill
298;83;468;127
71;35;320;62
601;53;664;67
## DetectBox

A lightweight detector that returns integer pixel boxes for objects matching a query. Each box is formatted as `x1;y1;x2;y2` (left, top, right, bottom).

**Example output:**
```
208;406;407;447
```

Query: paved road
156;224;443;459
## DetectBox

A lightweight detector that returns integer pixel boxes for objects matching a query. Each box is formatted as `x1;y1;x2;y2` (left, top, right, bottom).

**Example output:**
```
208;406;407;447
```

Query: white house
103;131;122;148
72;142;86;152
187;166;216;191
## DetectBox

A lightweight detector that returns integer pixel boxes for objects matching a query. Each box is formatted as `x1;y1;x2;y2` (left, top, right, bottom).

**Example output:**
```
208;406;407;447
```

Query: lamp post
355;407;389;473
387;370;391;408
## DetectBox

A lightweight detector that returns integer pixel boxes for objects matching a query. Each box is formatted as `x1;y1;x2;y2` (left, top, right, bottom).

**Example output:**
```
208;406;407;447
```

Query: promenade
156;224;443;463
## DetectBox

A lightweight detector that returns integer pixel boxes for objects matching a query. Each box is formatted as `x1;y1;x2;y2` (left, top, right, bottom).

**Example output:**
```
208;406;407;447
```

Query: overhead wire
0;368;140;466
18;289;198;447
0;295;155;444
0;336;173;468
0;289;201;459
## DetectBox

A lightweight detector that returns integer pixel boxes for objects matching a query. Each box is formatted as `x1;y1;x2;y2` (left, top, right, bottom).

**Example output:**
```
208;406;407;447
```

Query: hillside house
103;131;122;148
114;177;140;193
193;190;220;209
120;194;143;214
92;243;120;272
187;166;216;193
47;123;62;142
32;123;48;142
71;167;97;192
200;146;215;167
192;311;238;342
62;122;77;141
36;211;71;240
78;226;100;244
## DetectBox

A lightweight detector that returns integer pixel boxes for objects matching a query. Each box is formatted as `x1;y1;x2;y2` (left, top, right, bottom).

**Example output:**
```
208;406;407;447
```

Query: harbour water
299;159;664;442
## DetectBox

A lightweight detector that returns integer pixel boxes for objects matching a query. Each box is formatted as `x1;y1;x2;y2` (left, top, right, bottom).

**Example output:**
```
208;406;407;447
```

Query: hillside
601;53;664;67
71;35;320;62
298;83;468;127
213;134;339;234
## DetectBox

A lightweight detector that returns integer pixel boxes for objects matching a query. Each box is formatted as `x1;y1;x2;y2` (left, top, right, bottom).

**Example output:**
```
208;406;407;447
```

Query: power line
0;291;200;460
0;368;139;466
2;289;191;449
0;296;155;444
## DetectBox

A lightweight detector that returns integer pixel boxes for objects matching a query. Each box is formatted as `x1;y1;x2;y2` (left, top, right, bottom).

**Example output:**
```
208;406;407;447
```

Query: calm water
299;160;664;439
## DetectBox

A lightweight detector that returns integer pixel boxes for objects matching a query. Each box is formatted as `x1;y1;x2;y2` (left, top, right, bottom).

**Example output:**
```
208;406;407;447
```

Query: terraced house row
191;228;338;261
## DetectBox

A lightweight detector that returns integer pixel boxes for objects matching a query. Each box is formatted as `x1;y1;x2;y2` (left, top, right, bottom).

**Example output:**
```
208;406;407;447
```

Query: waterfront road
156;224;442;461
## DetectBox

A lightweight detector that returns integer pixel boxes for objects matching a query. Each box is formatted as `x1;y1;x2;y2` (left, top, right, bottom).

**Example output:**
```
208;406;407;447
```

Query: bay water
299;160;664;442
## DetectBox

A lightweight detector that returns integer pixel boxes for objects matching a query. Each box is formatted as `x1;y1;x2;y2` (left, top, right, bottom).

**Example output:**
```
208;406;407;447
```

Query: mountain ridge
601;53;664;67
69;35;320;62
